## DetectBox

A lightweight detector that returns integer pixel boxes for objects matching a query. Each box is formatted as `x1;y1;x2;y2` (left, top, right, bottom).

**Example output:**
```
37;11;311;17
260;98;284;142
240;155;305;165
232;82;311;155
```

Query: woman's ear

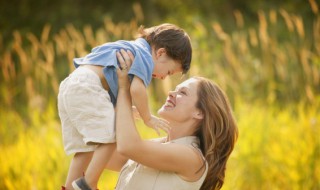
193;110;204;120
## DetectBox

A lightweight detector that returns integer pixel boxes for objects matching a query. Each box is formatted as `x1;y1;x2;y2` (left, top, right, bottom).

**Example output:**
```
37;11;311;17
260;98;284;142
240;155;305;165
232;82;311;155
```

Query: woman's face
158;78;201;123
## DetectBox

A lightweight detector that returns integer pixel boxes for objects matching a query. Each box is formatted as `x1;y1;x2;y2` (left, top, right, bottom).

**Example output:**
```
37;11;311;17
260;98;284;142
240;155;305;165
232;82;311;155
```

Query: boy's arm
130;76;170;134
130;76;151;122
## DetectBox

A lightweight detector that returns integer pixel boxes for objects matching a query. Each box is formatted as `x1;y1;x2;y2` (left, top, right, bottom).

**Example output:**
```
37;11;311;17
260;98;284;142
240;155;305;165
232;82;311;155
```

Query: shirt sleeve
74;45;118;68
128;51;153;87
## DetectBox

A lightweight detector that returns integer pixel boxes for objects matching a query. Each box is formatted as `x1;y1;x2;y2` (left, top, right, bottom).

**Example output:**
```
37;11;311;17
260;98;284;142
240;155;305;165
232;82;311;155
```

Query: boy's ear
156;48;166;58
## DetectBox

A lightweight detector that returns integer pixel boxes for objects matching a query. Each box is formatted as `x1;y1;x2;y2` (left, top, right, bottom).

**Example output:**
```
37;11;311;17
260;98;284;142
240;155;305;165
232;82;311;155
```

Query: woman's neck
167;122;197;142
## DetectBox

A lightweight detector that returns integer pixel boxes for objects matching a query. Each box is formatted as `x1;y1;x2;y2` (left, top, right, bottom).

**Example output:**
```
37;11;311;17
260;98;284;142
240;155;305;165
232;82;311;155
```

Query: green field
0;2;319;190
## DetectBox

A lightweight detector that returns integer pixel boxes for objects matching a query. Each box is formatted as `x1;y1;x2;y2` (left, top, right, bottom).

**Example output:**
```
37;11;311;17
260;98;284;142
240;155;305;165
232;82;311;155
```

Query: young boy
57;23;192;190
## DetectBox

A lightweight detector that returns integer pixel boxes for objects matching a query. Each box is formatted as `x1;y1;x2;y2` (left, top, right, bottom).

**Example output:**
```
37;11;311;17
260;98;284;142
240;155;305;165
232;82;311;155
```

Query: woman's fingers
116;50;132;89
127;50;135;61
116;51;125;69
120;49;133;69
116;49;134;70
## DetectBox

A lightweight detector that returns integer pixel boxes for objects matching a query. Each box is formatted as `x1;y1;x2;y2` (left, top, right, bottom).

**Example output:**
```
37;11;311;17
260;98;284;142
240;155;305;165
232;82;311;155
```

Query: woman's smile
164;99;176;110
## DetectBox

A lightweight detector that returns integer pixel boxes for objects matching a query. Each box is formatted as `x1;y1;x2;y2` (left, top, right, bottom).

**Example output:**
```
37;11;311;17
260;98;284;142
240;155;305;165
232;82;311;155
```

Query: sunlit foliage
0;1;319;189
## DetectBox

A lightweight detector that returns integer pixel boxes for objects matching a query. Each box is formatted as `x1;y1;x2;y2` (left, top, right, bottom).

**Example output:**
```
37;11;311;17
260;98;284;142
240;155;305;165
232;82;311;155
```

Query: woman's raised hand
116;49;134;89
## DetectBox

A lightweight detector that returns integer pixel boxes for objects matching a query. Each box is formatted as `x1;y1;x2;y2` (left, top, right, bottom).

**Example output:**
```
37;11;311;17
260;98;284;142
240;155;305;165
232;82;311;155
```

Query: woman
103;50;238;190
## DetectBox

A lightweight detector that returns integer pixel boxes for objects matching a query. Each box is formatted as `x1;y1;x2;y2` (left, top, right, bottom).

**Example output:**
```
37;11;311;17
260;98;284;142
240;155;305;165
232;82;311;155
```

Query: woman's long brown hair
194;77;238;190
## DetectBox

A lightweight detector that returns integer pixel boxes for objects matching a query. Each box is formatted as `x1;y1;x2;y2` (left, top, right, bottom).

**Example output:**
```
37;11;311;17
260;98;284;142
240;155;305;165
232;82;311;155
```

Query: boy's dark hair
137;23;192;74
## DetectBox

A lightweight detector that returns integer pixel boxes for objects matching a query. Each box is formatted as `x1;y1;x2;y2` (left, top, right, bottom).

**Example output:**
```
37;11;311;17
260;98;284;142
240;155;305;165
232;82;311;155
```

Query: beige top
115;136;208;190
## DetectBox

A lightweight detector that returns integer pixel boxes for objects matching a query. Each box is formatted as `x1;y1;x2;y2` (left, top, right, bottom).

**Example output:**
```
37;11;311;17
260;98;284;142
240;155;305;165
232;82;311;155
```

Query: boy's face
152;48;182;80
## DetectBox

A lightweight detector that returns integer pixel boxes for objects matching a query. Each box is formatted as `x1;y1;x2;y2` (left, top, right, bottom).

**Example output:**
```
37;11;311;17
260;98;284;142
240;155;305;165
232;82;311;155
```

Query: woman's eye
180;91;186;95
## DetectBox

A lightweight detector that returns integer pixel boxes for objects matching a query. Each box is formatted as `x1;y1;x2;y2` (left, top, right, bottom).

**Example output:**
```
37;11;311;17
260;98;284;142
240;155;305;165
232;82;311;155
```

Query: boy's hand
144;115;171;135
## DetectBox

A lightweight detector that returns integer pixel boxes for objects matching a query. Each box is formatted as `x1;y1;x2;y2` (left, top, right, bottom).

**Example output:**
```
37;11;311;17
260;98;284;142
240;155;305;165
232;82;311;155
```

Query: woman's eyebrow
183;86;191;92
179;86;189;92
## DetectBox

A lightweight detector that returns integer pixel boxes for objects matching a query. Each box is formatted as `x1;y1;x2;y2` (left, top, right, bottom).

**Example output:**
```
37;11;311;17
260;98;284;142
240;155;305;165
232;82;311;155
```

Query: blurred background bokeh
0;0;319;189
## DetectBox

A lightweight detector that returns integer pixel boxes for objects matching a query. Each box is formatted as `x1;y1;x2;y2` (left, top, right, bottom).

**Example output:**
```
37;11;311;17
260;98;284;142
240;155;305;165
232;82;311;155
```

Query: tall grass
189;6;320;106
223;102;320;190
0;1;319;189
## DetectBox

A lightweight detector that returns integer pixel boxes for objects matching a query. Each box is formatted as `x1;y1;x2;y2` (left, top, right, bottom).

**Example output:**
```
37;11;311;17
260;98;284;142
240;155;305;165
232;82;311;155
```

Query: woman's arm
104;144;128;172
115;51;204;180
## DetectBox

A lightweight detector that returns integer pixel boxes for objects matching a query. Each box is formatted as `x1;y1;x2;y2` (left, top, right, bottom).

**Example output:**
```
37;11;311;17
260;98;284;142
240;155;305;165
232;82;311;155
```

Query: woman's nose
168;90;176;97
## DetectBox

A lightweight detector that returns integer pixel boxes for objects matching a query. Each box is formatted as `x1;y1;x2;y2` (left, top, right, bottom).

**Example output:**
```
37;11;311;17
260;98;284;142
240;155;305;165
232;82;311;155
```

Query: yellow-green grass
0;2;319;189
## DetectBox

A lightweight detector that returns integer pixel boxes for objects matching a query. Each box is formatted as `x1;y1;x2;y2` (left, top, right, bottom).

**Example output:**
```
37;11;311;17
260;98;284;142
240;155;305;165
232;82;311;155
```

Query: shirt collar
135;38;152;53
166;136;200;147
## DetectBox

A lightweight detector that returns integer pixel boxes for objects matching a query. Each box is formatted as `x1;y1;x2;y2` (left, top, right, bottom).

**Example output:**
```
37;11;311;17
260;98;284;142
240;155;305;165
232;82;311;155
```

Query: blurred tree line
0;0;314;45
0;1;319;189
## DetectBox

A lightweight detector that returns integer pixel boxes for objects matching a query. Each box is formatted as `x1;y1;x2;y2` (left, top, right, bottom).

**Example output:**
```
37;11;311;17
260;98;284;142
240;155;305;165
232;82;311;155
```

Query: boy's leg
65;152;93;190
82;143;116;189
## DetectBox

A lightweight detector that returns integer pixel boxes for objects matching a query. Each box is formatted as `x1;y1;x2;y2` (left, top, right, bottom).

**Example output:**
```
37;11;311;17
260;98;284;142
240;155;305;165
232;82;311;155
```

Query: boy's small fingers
160;118;170;125
159;125;170;134
163;126;171;132
155;127;160;136
164;128;170;134
161;121;171;130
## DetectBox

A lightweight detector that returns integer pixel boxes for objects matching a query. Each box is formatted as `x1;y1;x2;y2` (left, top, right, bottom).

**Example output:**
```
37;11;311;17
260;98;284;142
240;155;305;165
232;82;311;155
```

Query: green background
0;0;319;189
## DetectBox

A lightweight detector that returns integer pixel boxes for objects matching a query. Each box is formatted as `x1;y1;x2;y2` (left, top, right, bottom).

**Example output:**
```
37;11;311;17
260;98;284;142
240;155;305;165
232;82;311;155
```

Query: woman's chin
158;106;172;117
159;105;174;113
158;107;176;124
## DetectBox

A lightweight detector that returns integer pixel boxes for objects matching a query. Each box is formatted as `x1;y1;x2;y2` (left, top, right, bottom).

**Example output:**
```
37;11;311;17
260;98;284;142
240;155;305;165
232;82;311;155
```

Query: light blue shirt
73;38;154;106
